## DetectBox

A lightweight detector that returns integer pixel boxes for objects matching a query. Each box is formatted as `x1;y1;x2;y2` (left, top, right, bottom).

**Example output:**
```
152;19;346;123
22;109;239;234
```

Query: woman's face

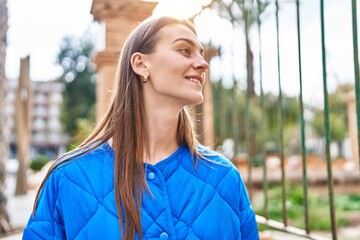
143;23;209;108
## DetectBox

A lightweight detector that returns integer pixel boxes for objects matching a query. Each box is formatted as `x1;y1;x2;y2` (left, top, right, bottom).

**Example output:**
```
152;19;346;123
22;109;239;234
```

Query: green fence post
295;0;310;234
351;0;360;177
257;0;269;219
320;0;337;239
243;0;254;200
275;0;287;227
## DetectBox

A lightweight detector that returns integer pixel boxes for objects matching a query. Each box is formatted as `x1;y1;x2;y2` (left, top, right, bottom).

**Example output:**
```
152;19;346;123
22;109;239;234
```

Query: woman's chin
188;95;204;106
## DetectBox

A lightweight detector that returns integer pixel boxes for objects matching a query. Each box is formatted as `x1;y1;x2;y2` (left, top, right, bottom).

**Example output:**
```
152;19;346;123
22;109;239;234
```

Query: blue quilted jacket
23;143;259;239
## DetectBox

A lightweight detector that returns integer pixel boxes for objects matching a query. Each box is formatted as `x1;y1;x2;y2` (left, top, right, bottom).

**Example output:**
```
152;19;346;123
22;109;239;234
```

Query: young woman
23;16;259;240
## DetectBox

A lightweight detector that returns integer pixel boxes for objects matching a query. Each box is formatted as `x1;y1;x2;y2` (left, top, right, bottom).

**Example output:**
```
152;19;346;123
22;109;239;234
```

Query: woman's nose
193;56;209;72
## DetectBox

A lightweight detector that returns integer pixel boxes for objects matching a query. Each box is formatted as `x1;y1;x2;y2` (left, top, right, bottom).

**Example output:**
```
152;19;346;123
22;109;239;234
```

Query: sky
5;0;360;106
5;0;209;81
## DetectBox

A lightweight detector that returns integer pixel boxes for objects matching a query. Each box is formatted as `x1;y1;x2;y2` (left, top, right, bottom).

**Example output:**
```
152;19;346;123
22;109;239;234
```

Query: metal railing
206;0;360;239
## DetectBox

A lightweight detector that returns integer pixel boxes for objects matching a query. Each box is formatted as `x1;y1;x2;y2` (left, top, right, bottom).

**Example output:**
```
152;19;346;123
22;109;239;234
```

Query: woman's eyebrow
171;37;205;55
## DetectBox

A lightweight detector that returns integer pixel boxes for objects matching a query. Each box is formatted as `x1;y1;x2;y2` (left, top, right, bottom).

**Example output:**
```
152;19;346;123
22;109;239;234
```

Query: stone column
343;91;359;162
91;0;158;120
200;47;217;148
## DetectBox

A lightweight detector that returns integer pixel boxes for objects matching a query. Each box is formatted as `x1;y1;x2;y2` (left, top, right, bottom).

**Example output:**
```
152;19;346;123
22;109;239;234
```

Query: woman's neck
144;105;180;165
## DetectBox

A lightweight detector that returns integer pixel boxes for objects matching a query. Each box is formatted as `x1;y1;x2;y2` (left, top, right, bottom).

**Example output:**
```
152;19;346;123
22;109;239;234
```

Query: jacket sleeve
23;169;65;240
238;174;259;240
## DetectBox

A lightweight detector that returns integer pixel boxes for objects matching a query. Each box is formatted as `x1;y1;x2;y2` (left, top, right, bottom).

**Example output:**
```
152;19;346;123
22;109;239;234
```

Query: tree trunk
245;24;257;174
15;57;30;196
0;0;11;233
337;141;343;158
246;37;257;167
246;38;256;98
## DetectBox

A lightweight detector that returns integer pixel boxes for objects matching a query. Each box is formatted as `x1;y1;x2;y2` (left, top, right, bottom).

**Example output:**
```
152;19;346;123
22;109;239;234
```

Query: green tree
311;83;352;158
263;93;300;143
213;81;300;156
203;0;271;168
56;36;96;147
71;106;96;149
205;0;271;98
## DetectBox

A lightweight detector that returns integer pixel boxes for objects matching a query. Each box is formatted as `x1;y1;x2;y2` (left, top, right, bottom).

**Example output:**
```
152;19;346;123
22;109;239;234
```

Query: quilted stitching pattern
159;150;242;239
23;143;259;240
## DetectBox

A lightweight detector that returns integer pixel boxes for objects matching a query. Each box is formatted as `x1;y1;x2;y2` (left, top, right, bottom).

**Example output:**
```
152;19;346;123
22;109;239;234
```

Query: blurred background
0;0;360;239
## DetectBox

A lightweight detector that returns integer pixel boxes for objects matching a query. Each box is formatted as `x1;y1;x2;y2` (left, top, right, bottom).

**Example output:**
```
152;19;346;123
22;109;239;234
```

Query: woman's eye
180;48;191;55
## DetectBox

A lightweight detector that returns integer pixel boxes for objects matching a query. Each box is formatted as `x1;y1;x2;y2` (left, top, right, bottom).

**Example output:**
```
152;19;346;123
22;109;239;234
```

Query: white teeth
186;77;201;84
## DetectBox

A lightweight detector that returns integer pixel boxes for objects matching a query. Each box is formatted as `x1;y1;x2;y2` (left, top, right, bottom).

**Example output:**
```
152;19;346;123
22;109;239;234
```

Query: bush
254;184;360;231
29;155;50;172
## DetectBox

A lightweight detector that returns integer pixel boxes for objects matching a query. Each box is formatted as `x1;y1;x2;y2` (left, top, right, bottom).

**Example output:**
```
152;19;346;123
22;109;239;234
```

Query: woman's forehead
157;24;202;48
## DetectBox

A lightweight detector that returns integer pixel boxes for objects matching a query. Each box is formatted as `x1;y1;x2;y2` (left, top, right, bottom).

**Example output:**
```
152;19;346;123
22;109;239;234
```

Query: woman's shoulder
196;144;236;168
48;142;114;185
196;144;249;197
56;142;113;171
180;144;242;184
45;142;114;198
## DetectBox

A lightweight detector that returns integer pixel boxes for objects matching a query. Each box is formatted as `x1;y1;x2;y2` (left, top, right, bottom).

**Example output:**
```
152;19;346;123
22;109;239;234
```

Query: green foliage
70;106;96;149
311;83;351;141
212;82;256;147
204;0;272;113
212;81;352;159
310;83;351;157
254;184;360;231
312;112;347;141
212;82;300;156
29;155;50;172
57;36;96;146
262;93;300;143
207;0;272;27
335;194;360;211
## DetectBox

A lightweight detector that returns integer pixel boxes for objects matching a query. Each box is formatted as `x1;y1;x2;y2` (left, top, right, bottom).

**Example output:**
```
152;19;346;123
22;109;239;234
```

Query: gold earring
143;73;149;83
142;75;148;83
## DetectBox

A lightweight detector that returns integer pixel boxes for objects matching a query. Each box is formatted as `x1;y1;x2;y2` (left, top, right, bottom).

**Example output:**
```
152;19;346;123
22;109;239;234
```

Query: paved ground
2;172;36;240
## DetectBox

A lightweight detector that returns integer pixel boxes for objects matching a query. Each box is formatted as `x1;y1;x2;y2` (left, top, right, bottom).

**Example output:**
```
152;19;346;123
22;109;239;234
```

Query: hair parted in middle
99;16;202;240
33;17;207;240
32;16;204;240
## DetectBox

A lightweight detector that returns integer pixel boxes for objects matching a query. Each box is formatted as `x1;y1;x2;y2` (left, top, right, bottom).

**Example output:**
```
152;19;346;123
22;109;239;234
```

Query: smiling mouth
185;77;202;85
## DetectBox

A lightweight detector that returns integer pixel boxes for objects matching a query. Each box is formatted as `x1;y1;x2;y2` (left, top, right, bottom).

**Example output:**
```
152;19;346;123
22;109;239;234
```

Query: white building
6;79;69;160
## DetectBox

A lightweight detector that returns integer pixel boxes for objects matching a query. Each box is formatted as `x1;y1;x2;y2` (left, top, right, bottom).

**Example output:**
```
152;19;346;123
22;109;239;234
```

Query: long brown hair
33;16;202;239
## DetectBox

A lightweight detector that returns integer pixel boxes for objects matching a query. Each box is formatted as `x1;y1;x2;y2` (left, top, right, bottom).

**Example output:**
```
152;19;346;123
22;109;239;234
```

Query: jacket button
147;172;155;180
160;232;168;240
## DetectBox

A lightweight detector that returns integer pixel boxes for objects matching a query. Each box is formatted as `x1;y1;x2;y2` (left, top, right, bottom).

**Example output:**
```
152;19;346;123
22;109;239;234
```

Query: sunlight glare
153;0;211;19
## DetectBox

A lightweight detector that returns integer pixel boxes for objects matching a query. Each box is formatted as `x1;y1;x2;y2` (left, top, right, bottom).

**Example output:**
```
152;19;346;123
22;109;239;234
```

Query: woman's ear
131;52;148;77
